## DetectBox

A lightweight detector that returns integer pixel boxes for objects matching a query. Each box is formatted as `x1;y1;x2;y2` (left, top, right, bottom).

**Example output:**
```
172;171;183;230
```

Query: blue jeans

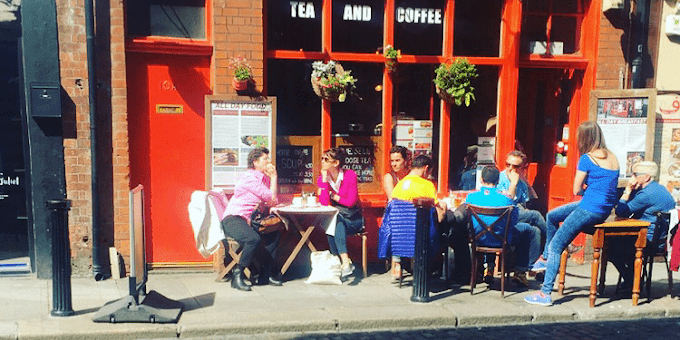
540;202;609;295
327;214;363;255
512;222;542;272
518;207;547;249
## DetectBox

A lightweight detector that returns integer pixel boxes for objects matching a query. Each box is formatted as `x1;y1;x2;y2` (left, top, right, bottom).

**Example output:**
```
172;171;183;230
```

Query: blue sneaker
524;292;552;306
531;259;547;272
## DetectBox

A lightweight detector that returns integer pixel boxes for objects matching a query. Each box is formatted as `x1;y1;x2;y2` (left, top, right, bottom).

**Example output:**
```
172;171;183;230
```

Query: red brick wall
595;10;630;89
56;0;129;275
213;0;264;94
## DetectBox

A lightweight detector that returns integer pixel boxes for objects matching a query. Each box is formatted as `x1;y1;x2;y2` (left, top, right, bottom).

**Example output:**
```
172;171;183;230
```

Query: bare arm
573;170;587;196
383;173;395;201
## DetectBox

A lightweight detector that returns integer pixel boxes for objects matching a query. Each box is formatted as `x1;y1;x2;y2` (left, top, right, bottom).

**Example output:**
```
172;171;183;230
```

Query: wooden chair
348;228;369;277
214;238;257;282
467;204;515;297
612;212;674;298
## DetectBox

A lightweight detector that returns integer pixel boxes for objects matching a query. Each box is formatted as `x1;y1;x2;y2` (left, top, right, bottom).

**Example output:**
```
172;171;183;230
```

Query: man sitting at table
497;150;548;254
378;155;446;276
465;165;541;286
609;161;675;294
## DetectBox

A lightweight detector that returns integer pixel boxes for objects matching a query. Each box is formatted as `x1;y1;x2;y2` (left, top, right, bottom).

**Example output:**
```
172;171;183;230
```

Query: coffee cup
307;196;317;206
292;197;303;207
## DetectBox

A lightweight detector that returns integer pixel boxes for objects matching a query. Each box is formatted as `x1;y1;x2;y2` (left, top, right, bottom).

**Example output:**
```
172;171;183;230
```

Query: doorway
0;40;30;274
516;68;578;213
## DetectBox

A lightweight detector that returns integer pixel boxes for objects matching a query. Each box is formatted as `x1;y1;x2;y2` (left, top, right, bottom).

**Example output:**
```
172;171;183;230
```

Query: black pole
48;199;74;317
411;197;434;303
84;0;103;281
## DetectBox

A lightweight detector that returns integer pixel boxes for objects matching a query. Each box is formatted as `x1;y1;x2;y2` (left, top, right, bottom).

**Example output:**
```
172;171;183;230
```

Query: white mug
292;197;303;207
307;196;317;207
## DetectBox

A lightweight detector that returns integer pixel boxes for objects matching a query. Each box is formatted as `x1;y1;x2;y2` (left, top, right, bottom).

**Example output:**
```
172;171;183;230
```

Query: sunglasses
633;172;646;177
321;156;334;162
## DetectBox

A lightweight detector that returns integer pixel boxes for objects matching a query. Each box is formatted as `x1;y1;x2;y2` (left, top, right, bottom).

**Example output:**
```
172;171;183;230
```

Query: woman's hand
265;163;277;178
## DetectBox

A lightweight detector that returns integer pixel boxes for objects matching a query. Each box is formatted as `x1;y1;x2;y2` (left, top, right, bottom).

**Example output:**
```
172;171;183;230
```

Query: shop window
395;64;440;121
267;0;322;51
453;1;502;57
447;66;499;189
330;62;383;136
126;0;206;39
332;0;384;53
521;0;584;55
394;0;445;56
267;59;321;136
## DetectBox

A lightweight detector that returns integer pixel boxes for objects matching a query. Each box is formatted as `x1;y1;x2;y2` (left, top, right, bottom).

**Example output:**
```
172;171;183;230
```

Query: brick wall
595;10;630;89
212;0;264;95
56;0;129;276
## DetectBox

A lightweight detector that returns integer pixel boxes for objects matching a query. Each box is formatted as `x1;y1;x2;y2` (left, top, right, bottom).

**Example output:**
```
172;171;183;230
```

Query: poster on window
205;96;277;190
395;120;433;157
590;89;656;183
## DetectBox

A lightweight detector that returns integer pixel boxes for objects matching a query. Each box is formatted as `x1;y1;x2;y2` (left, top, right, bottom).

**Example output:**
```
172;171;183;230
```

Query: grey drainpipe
630;0;649;88
85;0;103;281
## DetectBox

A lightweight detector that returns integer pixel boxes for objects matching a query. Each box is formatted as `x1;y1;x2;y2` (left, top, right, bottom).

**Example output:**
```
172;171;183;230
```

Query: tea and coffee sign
288;1;443;24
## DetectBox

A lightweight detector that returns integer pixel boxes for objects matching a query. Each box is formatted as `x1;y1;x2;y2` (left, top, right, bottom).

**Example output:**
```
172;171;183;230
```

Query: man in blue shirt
497;151;548;251
610;161;675;292
466;165;541;285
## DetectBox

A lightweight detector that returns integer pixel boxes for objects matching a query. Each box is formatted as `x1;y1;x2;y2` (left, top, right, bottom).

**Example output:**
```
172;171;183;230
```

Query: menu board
339;145;375;183
276;145;314;185
589;89;656;183
205;96;277;190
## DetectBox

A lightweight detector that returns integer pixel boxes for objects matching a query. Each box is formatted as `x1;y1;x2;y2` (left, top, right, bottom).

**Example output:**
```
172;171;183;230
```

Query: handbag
250;203;285;234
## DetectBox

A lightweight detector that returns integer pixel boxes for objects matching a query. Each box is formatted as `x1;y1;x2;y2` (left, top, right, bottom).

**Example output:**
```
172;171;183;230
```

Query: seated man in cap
609;161;675;293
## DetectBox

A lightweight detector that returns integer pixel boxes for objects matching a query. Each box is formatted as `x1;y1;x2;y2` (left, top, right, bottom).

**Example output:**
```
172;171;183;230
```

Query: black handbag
250;203;285;234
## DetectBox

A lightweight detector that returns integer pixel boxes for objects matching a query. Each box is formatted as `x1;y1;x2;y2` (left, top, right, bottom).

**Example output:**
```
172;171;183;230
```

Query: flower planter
436;86;456;104
232;77;250;91
311;63;348;102
385;59;398;74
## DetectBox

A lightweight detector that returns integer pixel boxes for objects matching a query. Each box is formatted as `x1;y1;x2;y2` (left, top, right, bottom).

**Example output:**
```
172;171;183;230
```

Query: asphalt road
170;318;680;340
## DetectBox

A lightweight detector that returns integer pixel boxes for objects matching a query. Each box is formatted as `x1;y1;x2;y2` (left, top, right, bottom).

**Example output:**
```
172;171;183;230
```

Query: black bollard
47;199;74;317
411;197;435;303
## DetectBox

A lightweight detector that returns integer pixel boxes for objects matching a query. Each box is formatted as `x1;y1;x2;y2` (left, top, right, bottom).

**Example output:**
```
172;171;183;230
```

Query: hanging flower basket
311;60;357;103
433;58;478;106
232;77;250;91
383;44;400;74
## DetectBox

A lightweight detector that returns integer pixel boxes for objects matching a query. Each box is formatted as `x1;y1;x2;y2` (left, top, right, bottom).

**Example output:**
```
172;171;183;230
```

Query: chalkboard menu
276;145;314;184
339;145;374;183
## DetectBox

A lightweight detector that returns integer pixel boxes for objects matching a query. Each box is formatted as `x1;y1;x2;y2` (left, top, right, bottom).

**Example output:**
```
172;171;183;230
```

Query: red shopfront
125;0;603;268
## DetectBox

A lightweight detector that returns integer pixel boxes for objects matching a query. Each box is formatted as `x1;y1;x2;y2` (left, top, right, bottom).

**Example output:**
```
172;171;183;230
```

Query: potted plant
433;58;478;106
311;60;357;102
230;56;253;91
383;44;401;73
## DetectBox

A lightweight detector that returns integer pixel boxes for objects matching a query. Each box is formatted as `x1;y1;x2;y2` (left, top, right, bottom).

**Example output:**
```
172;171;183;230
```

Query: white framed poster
205;95;277;191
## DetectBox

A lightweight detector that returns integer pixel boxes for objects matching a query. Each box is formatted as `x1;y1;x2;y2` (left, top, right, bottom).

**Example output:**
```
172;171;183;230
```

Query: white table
271;205;339;275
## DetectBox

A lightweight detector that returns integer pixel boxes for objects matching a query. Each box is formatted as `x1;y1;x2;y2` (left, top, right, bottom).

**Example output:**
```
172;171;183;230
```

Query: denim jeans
512;222;542;272
540;202;609;295
327;214;364;255
518;206;547;249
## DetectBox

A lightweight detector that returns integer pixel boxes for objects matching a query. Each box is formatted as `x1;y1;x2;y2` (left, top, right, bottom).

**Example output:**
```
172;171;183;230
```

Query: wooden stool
348;231;369;277
556;219;649;307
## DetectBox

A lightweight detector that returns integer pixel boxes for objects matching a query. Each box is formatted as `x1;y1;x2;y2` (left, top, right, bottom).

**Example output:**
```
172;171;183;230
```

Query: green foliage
433;58;478;106
383;45;400;60
230;57;252;80
312;61;357;102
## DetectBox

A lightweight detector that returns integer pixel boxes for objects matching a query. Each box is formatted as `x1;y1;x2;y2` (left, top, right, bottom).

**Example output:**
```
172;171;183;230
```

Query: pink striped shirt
223;169;274;222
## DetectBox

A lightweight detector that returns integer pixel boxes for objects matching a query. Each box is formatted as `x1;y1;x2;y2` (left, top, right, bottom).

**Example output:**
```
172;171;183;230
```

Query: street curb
179;320;338;338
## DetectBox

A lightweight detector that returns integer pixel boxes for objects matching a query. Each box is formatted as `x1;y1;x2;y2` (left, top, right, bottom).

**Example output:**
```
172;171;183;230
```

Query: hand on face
265;163;277;177
627;175;640;191
507;167;520;183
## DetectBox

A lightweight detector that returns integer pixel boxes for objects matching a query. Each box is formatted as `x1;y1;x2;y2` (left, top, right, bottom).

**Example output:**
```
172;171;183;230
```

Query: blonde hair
632;161;658;178
577;121;608;155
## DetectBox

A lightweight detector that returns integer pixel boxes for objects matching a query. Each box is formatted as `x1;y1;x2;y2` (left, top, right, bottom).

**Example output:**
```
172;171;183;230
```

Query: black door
0;39;29;271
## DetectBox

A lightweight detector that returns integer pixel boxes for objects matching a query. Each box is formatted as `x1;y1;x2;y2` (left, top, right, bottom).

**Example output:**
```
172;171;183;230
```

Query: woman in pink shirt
317;148;363;277
222;147;281;291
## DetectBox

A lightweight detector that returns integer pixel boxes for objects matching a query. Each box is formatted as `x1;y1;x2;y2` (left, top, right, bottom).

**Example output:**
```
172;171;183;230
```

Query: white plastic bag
304;250;342;285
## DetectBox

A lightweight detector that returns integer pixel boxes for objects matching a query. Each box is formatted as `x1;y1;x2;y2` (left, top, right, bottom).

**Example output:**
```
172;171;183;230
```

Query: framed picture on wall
589;89;656;186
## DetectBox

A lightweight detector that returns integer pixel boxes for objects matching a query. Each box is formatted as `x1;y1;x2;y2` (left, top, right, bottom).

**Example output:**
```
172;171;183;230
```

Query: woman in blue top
524;121;619;306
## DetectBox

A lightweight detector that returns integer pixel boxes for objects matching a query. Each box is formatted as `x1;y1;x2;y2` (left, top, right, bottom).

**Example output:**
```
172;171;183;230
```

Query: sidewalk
1;262;679;340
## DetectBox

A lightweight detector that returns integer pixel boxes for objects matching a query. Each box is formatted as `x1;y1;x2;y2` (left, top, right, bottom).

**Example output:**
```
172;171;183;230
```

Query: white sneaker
341;262;355;277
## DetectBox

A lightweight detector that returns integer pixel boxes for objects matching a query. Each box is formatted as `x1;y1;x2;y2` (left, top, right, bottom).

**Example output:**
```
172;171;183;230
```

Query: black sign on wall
339;145;374;183
276;145;314;185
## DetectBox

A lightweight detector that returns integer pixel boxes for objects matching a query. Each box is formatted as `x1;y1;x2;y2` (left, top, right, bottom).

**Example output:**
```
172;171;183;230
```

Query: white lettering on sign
396;7;442;24
290;1;315;18
343;5;371;21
